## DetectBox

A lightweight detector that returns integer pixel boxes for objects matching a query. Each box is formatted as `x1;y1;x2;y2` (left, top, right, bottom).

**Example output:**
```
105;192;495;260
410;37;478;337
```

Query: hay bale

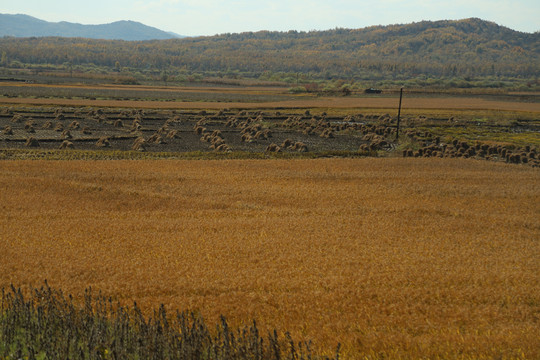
132;137;146;151
11;114;23;123
194;126;206;135
148;133;164;144
61;130;72;139
42;121;53;129
241;134;253;143
281;138;293;148
211;130;223;138
215;144;231;152
54;123;64;132
59;140;74;149
266;143;281;152
253;131;266;140
292;142;308;152
25;137;39;147
166;130;180;139
96;136;110;148
69;121;80;129
114;120;124;128
211;137;225;147
362;134;375;141
25;125;35;133
358;144;370;152
3;125;13;135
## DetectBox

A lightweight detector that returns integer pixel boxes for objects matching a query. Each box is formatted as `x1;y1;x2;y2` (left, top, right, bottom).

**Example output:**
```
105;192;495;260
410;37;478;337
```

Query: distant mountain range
0;14;182;41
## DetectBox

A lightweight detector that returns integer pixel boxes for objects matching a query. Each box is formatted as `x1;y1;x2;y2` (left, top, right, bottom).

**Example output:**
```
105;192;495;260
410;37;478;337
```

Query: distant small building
365;88;382;94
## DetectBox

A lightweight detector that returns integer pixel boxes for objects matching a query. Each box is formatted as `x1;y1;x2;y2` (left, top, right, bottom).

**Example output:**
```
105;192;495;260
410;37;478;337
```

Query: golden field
0;158;539;359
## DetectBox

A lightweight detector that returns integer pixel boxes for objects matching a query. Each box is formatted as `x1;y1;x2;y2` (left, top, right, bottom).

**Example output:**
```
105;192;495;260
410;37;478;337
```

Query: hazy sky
3;0;539;36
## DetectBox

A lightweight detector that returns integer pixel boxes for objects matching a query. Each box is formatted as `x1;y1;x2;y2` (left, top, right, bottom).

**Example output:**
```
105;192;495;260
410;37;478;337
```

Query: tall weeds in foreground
0;282;334;360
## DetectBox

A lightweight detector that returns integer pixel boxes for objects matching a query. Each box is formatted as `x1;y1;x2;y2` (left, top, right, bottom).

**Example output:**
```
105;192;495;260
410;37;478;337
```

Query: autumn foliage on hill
0;18;538;81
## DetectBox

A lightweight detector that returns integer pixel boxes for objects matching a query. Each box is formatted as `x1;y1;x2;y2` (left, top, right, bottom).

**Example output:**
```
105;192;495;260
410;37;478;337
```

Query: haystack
148;133;164;144
292;142;308;152
211;130;223;138
59;140;74;149
42;121;53;129
25;137;39;147
3;125;13;135
281;138;293;149
61;130;72;139
11;114;23;123
194;126;206;135
266;143;281;152
214;144;231;152
166;130;180;139
132;137;146;151
321;129;334;139
96;136;110;148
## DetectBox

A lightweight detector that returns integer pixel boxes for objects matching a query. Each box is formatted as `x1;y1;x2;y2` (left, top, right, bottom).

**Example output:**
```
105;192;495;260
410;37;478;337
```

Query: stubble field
0;158;538;359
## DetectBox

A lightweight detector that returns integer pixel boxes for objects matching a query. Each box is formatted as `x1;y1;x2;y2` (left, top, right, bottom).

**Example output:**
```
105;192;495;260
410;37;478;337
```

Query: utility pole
395;87;403;141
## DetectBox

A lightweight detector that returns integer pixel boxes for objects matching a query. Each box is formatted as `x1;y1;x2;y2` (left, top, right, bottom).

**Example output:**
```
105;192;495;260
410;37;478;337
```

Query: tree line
0;18;538;84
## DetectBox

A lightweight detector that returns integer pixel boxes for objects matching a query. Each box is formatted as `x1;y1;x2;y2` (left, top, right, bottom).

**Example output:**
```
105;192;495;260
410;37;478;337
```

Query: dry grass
1;92;539;112
0;158;538;359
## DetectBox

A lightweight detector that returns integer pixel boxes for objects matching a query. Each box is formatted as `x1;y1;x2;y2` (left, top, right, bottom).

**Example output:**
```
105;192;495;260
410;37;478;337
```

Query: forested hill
1;18;538;81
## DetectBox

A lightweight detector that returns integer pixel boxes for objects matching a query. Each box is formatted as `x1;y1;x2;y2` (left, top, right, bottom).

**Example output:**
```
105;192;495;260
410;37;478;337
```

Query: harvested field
0;158;538;359
1;105;538;165
1;95;539;112
1;82;539;112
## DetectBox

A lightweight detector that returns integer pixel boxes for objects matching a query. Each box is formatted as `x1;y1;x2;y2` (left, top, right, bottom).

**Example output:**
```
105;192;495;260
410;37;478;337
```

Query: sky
2;0;539;36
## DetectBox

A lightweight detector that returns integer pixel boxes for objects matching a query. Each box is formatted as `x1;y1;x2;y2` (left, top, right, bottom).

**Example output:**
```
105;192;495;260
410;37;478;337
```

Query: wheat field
0;158;538;359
